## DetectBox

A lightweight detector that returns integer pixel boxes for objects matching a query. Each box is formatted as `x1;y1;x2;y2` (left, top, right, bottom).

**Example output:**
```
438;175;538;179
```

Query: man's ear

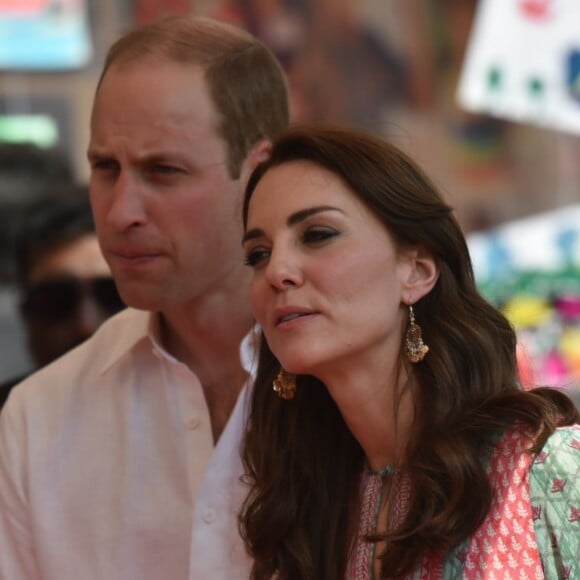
240;139;272;185
401;246;439;304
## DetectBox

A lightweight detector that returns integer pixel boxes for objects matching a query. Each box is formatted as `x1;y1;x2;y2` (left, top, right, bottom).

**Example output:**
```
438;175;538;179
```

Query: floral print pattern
347;425;580;579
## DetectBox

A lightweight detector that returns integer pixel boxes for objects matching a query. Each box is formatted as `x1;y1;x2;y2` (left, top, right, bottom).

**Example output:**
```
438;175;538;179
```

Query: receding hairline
96;53;207;92
97;16;261;88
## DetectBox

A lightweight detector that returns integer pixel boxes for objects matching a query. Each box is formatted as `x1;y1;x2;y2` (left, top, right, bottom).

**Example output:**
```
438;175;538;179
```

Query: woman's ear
401;246;439;303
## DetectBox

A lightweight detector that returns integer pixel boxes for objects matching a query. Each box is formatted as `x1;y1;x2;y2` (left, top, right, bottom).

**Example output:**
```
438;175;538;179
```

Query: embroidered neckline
366;464;395;478
364;465;395;579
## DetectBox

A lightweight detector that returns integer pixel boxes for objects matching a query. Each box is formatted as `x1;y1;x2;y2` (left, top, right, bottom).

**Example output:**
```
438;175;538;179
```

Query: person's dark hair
15;186;95;287
239;125;580;579
0;143;73;204
0;143;75;283
96;16;289;179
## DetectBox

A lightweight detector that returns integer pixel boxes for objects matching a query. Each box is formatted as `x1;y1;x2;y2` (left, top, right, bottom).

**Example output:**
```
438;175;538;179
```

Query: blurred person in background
0;189;125;407
0;143;74;283
0;15;289;580
0;142;77;384
206;0;407;128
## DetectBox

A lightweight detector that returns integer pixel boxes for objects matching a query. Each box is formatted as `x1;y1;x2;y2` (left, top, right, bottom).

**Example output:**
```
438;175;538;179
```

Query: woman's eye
244;248;270;268
303;228;338;244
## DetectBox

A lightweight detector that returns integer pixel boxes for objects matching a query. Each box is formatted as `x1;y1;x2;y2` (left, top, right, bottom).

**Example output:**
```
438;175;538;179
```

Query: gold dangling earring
273;368;296;400
405;305;429;363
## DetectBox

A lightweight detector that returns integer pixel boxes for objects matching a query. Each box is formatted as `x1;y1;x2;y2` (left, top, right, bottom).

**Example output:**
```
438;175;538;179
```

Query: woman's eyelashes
243;226;340;268
244;248;270;267
302;227;339;244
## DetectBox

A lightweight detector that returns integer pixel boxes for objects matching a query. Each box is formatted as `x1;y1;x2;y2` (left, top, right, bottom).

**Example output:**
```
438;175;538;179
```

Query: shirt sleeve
530;425;580;580
0;393;42;580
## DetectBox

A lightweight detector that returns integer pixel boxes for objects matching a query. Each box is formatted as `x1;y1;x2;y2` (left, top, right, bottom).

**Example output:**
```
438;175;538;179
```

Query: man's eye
91;159;119;173
303;228;338;244
153;165;181;175
244;249;270;268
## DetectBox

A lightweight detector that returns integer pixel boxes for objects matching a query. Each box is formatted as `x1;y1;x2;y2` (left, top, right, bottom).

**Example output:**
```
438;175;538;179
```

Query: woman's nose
264;248;303;291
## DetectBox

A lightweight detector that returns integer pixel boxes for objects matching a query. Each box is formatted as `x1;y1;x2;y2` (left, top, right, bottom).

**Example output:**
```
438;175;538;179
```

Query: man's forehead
92;66;218;131
102;55;206;84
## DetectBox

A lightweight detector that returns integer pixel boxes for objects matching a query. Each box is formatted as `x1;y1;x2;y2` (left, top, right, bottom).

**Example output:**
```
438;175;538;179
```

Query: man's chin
117;292;161;313
115;282;159;310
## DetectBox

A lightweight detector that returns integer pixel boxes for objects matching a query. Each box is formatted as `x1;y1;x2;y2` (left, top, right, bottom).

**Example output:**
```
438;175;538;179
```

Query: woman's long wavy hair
239;125;579;579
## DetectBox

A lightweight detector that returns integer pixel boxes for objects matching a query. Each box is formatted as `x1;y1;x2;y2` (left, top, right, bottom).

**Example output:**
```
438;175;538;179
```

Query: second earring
405;305;429;363
273;368;296;400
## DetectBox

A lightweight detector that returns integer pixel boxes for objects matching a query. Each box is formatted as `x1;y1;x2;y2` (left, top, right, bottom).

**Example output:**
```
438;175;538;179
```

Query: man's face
22;234;123;367
88;61;249;312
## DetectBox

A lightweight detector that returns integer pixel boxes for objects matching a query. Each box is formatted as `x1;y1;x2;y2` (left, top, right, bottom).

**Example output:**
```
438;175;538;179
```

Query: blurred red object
517;343;535;389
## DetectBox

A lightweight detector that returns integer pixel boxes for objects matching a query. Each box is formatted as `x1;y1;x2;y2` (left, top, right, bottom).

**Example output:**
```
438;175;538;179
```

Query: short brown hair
98;16;289;178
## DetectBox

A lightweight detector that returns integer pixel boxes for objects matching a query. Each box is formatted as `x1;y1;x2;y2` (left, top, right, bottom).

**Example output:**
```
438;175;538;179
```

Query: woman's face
243;160;416;380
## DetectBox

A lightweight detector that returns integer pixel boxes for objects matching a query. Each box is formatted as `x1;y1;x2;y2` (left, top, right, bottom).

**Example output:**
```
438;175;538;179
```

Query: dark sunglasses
21;277;125;323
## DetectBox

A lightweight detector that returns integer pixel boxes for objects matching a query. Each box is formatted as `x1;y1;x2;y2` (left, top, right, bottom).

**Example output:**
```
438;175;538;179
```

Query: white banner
457;0;580;134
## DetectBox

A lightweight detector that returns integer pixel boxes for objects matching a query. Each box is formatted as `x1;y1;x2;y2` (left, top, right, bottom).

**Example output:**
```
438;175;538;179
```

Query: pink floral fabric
461;428;543;579
346;425;580;579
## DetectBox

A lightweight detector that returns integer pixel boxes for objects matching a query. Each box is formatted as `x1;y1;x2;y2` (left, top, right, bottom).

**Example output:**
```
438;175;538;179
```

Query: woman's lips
274;307;318;327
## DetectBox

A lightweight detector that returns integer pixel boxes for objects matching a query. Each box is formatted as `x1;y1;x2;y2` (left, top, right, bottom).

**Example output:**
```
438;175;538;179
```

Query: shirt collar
100;310;261;378
99;308;159;374
240;324;261;379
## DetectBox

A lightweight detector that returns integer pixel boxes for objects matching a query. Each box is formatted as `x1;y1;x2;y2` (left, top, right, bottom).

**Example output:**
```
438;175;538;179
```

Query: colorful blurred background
0;0;578;404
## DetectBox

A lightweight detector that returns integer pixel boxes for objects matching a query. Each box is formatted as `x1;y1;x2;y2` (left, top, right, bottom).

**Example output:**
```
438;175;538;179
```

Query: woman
239;125;579;579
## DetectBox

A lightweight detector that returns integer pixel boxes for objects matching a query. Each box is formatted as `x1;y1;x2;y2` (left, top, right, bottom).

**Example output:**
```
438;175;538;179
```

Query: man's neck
159;295;254;442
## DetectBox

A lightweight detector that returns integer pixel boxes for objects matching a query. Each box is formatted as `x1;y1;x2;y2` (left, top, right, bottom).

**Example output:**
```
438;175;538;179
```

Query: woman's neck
323;365;414;473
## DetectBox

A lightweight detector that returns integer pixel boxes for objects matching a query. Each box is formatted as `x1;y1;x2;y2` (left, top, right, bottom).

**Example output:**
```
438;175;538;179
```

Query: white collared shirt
0;307;255;580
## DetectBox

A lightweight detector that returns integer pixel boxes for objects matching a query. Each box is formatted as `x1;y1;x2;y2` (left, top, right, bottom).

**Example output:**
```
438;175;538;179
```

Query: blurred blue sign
0;0;92;70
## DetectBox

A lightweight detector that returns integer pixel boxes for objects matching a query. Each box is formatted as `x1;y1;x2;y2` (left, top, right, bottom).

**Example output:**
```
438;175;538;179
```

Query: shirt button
186;417;201;429
203;508;216;524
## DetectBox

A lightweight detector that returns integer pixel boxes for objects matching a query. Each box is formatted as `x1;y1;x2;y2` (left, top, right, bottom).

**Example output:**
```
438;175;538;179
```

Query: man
0;16;289;580
0;191;125;407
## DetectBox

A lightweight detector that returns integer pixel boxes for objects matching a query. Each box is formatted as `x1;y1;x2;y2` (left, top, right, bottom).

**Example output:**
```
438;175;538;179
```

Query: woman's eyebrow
287;205;342;225
243;205;343;244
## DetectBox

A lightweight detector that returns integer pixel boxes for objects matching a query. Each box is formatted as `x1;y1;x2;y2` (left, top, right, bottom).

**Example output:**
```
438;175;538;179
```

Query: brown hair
239;125;579;579
97;16;289;178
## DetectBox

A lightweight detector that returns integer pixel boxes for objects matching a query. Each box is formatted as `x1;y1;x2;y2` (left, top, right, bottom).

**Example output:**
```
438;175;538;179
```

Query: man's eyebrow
86;146;225;165
242;205;342;244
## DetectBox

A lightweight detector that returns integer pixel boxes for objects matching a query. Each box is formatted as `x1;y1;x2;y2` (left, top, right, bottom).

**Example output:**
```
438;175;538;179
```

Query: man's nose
106;171;148;230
